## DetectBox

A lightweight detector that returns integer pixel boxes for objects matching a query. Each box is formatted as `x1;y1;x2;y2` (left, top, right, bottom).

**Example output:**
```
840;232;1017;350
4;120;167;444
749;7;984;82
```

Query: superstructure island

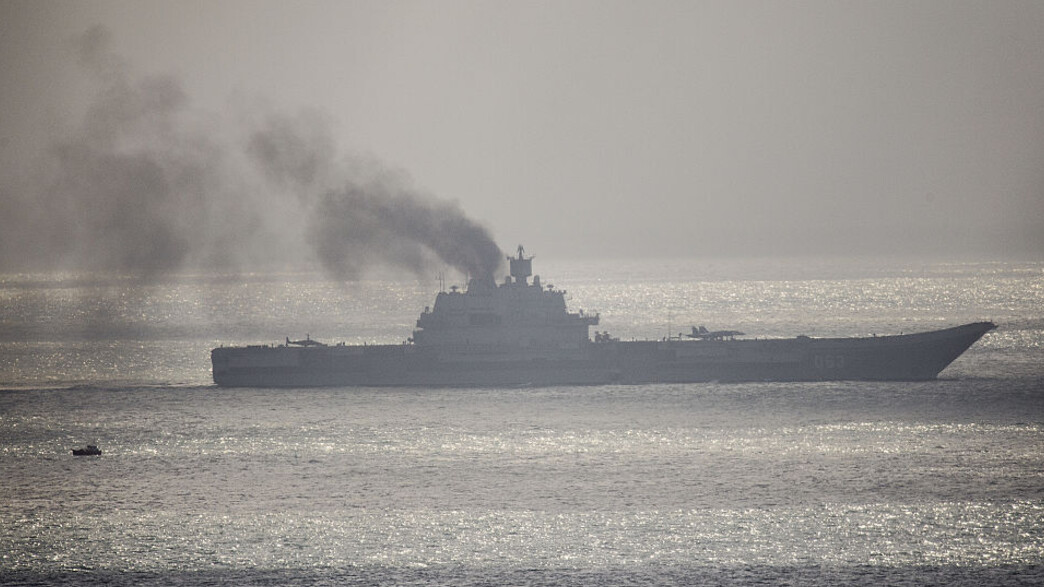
211;247;995;387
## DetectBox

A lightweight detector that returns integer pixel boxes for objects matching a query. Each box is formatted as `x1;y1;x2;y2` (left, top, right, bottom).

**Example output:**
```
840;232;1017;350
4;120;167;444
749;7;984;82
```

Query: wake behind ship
211;248;995;387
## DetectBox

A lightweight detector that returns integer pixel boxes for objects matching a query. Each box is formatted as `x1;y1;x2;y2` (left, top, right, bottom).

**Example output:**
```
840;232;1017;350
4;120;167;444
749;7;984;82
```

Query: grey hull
212;322;995;388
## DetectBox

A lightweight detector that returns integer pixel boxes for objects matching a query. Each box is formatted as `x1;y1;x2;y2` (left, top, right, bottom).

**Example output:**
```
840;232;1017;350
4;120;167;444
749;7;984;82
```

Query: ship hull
211;322;995;387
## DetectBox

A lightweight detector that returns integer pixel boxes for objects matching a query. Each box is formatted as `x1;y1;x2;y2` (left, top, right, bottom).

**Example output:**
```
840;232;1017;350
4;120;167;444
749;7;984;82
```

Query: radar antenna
509;244;533;285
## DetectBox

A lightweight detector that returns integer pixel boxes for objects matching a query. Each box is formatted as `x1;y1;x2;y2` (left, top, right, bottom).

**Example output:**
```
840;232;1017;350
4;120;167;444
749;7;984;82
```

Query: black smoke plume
310;181;504;282
243;112;504;281
0;26;503;281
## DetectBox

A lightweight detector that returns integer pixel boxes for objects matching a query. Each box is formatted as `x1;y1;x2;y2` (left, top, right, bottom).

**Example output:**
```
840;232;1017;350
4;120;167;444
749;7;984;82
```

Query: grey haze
1;1;1042;277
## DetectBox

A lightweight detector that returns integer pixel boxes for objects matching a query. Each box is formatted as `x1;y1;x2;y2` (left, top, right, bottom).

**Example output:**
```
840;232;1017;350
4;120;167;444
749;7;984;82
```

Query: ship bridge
412;246;598;350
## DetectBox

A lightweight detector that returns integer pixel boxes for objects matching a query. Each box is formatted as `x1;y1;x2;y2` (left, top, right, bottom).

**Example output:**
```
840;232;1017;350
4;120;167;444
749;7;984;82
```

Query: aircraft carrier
212;248;995;387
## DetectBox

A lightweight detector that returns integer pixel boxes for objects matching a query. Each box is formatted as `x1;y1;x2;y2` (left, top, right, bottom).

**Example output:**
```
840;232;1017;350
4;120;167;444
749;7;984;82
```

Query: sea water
1;258;1042;585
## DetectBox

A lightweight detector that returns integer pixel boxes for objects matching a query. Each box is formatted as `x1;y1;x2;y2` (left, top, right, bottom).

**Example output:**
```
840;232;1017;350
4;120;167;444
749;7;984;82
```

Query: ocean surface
1;257;1042;586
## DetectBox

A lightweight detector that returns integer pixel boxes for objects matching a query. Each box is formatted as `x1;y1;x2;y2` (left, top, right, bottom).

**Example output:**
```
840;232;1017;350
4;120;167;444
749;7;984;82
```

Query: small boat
72;445;102;456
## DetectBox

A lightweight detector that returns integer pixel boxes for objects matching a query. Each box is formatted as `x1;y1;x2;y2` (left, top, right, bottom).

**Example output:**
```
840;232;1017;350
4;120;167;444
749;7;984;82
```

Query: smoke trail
0;25;253;273
309;180;504;281
2;25;227;275
244;113;503;280
0;26;502;280
245;109;336;197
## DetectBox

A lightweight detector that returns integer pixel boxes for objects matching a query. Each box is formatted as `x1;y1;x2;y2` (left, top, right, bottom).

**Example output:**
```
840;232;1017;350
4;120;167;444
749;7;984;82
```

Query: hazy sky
2;0;1042;274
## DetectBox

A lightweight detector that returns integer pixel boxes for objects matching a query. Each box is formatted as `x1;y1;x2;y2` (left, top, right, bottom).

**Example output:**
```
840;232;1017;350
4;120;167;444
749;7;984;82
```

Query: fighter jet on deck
685;325;745;341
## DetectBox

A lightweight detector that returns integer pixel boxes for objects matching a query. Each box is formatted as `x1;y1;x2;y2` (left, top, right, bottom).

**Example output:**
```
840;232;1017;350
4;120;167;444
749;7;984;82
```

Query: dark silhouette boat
212;247;995;387
72;445;102;456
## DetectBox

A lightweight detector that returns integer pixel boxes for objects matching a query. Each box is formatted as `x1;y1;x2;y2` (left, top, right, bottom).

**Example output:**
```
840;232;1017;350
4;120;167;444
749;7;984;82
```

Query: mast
509;245;533;285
